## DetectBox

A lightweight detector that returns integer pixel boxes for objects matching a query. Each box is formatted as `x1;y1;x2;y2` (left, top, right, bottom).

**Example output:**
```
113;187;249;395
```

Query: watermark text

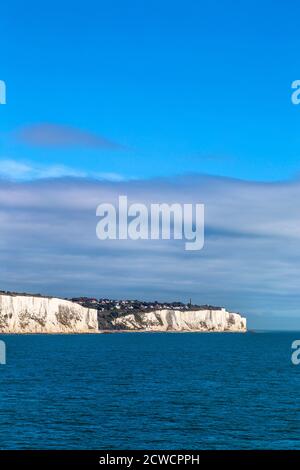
96;196;204;251
0;80;6;105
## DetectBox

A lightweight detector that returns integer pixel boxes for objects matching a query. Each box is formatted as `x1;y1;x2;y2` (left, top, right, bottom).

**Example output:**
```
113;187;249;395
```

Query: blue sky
1;0;300;181
2;1;300;328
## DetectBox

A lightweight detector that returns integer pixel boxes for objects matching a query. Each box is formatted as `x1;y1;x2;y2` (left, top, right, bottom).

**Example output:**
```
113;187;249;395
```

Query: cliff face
98;308;247;332
0;294;98;333
0;294;247;333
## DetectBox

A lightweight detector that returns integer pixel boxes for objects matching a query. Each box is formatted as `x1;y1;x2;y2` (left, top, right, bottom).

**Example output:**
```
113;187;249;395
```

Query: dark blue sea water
0;332;299;449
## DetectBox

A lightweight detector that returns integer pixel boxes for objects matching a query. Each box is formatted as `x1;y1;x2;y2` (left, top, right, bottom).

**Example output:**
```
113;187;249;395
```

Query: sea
0;331;299;449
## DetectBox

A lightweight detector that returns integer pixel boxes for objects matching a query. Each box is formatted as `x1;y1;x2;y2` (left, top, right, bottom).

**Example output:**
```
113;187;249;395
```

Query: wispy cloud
0;159;125;182
14;123;125;149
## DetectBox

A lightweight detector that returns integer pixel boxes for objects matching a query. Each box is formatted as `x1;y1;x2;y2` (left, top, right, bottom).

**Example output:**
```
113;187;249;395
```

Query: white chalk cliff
0;294;98;333
98;308;247;332
0;293;246;333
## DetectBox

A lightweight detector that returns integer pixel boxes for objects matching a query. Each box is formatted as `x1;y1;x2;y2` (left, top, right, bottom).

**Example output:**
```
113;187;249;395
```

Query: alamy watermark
0;80;6;105
291;340;300;365
0;341;6;365
96;196;204;251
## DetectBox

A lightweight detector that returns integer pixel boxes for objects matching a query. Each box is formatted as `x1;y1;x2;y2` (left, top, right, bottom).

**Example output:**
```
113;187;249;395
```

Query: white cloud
0;159;125;182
